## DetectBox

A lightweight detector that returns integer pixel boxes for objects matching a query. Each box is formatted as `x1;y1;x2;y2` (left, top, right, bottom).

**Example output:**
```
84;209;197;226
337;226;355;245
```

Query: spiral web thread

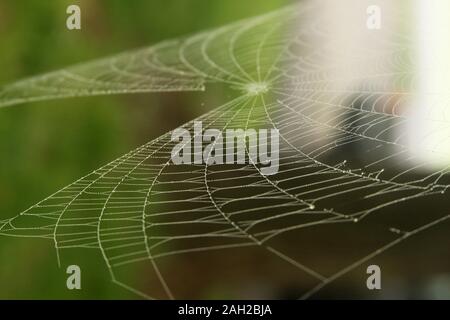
1;1;450;298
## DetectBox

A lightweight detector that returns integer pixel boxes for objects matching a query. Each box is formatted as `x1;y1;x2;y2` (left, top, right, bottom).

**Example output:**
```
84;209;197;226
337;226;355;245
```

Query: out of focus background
0;0;289;299
1;0;450;300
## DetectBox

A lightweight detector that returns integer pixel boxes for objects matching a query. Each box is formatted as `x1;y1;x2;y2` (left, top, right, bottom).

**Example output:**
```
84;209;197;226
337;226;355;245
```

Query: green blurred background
0;0;290;298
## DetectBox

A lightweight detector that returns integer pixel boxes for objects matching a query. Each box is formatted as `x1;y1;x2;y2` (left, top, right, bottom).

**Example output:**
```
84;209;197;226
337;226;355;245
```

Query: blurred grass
0;0;290;299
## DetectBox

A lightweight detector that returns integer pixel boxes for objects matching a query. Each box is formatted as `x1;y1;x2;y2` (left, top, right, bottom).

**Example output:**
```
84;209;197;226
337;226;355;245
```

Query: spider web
1;1;450;299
